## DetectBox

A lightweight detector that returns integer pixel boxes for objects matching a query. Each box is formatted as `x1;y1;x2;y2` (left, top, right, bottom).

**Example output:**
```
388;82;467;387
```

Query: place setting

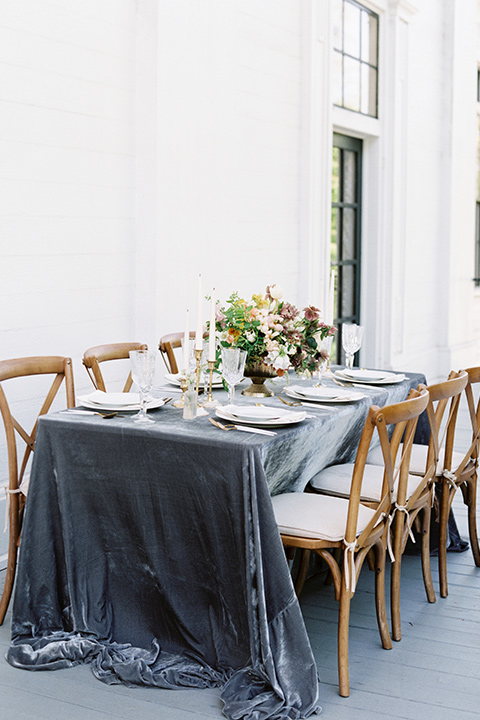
333;368;406;385
283;384;364;404
215;403;307;429
75;349;169;422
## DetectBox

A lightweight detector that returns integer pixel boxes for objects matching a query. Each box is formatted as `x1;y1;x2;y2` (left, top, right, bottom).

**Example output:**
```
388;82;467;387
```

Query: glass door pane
331;133;362;364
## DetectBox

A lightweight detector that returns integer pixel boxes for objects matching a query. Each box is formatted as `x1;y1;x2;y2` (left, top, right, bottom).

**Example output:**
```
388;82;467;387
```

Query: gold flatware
332;378;374;391
278;396;302;407
209;418;234;431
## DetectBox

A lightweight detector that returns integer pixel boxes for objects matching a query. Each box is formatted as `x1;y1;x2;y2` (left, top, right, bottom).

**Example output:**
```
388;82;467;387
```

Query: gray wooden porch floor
1;397;479;719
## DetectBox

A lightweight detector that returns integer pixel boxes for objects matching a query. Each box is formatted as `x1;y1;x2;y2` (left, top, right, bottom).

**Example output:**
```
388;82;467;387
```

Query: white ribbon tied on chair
3;487;22;533
442;469;457;489
343;540;357;592
387;504;416;564
3;474;29;533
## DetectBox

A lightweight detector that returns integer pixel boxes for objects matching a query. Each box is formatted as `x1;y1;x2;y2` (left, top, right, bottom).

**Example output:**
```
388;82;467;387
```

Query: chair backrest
159;331;207;374
345;387;430;547
82;342;148;392
422;370;469;474
0;356;75;497
456;366;480;472
158;332;196;374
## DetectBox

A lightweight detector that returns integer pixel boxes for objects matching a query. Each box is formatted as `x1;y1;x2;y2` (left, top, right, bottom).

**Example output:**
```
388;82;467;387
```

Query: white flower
269;284;283;300
266;349;290;371
246;332;256;343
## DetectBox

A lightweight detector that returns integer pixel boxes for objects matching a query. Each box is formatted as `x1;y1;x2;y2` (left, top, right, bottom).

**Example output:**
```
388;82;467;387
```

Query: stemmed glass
129;350;156;423
342;324;364;369
315;335;333;385
221;347;247;405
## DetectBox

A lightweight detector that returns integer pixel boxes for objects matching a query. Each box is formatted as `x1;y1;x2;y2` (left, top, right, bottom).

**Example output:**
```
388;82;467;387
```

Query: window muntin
331;134;363;364
333;0;379;118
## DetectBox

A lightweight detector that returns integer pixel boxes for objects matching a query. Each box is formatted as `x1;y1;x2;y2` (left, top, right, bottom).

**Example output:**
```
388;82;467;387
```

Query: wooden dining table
6;369;426;720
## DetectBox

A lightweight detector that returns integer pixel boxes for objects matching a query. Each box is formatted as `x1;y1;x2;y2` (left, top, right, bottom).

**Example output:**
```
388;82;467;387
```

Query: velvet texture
7;372;425;719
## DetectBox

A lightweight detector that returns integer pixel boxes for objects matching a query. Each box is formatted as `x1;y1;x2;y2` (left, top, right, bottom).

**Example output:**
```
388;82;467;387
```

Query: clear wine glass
315;335;333;386
129;350;157;423
221;347;247;405
342;324;364;369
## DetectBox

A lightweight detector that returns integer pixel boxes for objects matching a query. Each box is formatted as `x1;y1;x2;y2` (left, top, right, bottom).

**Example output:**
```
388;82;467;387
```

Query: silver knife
233;425;277;436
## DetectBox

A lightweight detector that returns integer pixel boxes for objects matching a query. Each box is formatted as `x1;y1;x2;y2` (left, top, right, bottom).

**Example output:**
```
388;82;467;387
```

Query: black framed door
331;132;363;364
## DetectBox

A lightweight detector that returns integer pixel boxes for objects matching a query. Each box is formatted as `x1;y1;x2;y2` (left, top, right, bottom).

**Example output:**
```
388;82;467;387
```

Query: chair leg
338;586;352;697
463;476;480;567
324;547;342;586
419;504;436;603
294;549;310;597
374;539;392;650
0;540;18;625
438;480;455;599
389;511;404;642
390;557;402;641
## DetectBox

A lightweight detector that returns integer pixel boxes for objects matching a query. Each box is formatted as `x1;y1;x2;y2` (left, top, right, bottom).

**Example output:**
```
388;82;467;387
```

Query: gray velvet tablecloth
7;371;425;719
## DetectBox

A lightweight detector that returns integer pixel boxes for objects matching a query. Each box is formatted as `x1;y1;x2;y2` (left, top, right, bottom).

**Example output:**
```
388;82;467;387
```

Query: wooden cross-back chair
82;342;147;392
159;331;207;375
363;370;469;604
436;366;480;597
159;332;196;375
271;387;429;697
0;356;75;625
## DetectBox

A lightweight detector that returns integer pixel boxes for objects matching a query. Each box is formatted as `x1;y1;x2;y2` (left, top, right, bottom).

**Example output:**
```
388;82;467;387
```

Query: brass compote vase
242;360;277;397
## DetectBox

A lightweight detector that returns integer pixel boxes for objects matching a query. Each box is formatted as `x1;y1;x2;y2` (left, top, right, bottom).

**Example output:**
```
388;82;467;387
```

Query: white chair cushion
309;463;422;503
271;492;378;540
367;443;465;476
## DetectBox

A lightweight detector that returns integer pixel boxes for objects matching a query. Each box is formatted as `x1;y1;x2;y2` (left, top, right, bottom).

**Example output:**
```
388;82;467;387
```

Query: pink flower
304;305;320;322
280;302;298;320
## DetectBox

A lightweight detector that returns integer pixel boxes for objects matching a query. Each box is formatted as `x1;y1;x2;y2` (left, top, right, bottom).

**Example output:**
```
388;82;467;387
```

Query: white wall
0;0;137;500
0;0;137;395
1;0;480;460
401;0;479;379
141;0;305;348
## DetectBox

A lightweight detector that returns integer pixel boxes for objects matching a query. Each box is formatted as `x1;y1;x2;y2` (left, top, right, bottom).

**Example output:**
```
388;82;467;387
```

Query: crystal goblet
221;347;247;405
129;349;156;423
342;324;364;369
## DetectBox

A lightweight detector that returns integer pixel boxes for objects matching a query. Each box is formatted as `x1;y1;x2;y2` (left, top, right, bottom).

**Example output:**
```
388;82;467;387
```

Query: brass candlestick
194;348;203;394
202;360;219;408
172;375;188;407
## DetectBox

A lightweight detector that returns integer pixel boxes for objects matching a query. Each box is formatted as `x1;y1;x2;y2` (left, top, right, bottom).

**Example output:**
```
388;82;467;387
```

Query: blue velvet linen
7;371;425;719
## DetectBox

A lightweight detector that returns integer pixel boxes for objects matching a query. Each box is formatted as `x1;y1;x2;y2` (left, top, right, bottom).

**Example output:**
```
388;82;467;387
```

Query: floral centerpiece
215;284;335;395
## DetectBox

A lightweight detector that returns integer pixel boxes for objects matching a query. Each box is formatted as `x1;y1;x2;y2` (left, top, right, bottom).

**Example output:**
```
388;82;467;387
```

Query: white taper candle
182;309;189;372
195;274;203;350
208;289;216;362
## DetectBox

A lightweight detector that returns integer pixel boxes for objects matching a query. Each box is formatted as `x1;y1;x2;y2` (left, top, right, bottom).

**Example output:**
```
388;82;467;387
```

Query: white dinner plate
220;405;285;422
77;394;166;412
216;406;306;427
164;372;224;388
80;391;140;408
285;386;364;403
334;369;406;385
341;369;391;382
